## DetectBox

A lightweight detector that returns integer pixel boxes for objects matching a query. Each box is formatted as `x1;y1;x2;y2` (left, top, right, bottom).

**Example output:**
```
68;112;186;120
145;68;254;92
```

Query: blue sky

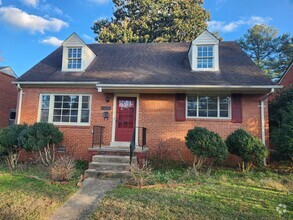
0;0;292;76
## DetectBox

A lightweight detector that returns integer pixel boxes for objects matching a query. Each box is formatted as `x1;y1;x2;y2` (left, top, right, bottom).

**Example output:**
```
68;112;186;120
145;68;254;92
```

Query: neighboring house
0;66;18;128
15;31;281;163
279;61;293;88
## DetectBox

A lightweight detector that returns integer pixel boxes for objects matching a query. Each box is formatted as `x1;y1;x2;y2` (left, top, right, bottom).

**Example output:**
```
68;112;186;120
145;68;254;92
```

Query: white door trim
110;93;139;147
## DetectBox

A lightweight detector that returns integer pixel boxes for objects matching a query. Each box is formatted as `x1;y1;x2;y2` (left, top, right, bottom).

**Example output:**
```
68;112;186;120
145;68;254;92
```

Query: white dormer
188;30;219;71
61;33;96;72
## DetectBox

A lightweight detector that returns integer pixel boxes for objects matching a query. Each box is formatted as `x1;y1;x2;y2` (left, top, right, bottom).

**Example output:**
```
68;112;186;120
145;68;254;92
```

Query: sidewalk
50;178;121;220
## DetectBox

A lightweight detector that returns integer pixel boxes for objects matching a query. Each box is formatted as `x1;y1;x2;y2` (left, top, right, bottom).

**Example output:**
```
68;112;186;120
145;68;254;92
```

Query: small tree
0;124;27;170
226;129;268;172
185;127;228;172
270;86;293;160
18;122;63;166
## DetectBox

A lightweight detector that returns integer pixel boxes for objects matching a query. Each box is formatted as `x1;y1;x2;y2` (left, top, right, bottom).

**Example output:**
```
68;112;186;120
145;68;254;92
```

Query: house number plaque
101;106;111;110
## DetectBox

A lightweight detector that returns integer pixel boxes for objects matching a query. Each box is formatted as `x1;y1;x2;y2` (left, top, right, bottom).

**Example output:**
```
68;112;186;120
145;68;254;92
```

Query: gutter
259;88;276;166
97;84;282;90
17;84;23;125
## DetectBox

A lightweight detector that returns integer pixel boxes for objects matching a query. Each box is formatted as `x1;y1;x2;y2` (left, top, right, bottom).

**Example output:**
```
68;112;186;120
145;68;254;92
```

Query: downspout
260;88;275;166
17;84;23;125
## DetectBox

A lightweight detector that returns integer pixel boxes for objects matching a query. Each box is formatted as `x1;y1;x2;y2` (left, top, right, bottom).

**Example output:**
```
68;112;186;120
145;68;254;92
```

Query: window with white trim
68;48;82;69
40;94;91;125
187;95;230;118
197;45;213;69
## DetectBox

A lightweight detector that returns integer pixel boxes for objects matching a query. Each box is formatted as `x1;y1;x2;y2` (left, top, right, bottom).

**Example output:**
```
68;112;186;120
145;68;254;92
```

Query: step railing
130;127;147;164
92;126;105;148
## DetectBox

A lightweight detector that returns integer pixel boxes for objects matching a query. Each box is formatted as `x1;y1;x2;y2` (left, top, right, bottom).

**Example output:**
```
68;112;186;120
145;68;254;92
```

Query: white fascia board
97;84;283;90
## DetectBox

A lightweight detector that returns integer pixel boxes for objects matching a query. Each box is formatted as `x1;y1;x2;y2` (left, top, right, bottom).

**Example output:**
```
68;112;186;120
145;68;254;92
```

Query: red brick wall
280;65;293;88
19;88;269;164
0;73;17;128
139;94;269;165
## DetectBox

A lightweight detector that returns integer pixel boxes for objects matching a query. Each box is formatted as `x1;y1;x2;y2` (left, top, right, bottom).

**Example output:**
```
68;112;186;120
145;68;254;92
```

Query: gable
192;30;219;45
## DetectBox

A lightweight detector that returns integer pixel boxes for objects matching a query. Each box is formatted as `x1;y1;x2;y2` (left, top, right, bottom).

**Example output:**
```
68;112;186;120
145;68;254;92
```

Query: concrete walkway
50;178;121;220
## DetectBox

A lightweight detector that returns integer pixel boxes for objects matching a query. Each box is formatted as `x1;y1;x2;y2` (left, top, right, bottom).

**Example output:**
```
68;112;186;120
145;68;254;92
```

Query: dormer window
61;33;96;72
68;48;82;69
197;45;213;69
188;30;219;71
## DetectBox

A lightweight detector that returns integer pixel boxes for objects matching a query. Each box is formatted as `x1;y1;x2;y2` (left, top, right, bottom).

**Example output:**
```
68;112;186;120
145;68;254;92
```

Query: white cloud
83;34;95;43
207;16;272;33
0;6;69;34
87;0;110;5
0;0;2;6
40;36;63;46
21;0;39;8
39;3;63;16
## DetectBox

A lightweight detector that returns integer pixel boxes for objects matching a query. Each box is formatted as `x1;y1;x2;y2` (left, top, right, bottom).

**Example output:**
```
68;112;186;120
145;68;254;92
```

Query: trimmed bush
185;127;228;172
18;122;63;166
226;129;268;171
0;124;27;169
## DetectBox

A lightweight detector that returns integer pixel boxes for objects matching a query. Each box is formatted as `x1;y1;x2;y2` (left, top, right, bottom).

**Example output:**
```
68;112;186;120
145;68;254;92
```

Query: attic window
197;45;213;69
68;48;82;69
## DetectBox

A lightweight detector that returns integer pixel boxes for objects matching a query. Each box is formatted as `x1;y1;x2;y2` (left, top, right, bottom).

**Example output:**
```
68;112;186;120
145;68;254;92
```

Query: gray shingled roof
16;42;275;86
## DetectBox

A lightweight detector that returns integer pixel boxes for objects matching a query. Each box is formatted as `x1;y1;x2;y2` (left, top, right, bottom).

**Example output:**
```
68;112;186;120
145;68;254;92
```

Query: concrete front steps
85;155;136;179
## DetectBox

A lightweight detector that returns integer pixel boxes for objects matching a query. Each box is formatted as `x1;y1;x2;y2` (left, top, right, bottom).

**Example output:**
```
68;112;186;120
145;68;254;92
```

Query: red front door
115;97;136;141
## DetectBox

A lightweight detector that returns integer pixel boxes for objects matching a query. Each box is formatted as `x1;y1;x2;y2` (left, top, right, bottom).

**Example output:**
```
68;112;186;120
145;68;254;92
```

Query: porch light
105;96;110;103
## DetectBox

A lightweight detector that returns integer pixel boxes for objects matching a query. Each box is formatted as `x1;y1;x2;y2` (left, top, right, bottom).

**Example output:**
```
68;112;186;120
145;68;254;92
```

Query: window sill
53;123;91;129
186;117;231;122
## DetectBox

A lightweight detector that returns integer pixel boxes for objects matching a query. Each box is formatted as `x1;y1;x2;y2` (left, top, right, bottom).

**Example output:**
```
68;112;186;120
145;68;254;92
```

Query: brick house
0;66;18;128
279;61;293;88
14;31;280;164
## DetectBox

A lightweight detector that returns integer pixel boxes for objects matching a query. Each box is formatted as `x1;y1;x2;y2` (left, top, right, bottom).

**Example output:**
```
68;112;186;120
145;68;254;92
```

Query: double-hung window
197;45;213;69
187;95;231;118
68;48;82;69
40;94;91;125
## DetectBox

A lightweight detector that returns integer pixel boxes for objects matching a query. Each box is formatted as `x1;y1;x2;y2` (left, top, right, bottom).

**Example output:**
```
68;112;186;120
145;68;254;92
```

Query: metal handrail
92;126;105;148
130;127;147;164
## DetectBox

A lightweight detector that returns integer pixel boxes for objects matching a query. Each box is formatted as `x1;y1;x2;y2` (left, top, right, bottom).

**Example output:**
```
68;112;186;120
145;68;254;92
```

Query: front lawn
92;168;293;219
0;162;79;220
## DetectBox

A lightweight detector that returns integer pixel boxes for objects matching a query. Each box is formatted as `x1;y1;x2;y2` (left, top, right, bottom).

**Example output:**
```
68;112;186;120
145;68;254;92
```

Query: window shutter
175;93;186;121
231;94;242;123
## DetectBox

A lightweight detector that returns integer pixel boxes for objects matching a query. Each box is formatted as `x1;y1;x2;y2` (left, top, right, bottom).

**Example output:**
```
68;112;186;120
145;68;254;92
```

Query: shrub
49;155;75;181
0;124;27;170
226;129;268;171
269;86;293;159
126;162;154;187
18;122;63;166
185;127;228;172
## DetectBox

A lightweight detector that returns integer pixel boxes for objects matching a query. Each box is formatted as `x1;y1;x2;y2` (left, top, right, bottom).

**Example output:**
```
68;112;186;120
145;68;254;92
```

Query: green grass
93;167;293;219
0;162;79;220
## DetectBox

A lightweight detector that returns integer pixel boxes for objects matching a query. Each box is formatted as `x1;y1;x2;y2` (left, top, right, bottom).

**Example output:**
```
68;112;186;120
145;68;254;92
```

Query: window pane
41;95;50;122
53;116;61;122
187;95;197;117
220;111;228;117
81;110;89;123
40;110;49;122
208;110;217;117
62;116;70;122
70;116;78;123
54;102;62;108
